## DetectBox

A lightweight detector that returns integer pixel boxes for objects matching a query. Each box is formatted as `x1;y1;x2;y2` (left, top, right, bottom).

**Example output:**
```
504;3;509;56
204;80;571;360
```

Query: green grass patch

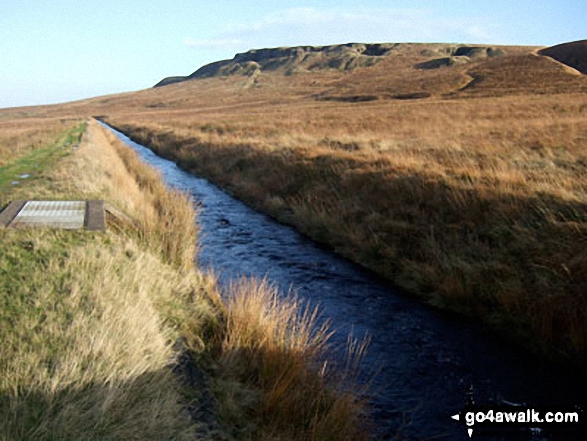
0;122;86;196
0;229;92;367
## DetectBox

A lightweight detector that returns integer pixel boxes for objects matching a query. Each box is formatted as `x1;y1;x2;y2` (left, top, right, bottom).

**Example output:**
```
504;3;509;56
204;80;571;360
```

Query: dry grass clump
106;130;198;271
217;277;368;441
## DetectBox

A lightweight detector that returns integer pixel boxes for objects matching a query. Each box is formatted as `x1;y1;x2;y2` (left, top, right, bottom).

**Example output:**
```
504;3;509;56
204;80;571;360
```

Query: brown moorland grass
57;43;586;365
0;117;369;440
218;277;369;441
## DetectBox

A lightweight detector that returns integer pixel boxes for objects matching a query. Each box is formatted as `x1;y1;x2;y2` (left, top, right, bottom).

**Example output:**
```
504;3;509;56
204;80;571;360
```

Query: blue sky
0;0;584;109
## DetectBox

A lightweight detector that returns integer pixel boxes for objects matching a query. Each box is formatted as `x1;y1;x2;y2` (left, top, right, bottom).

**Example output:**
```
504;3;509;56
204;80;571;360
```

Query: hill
539;39;587;74
150;41;587;100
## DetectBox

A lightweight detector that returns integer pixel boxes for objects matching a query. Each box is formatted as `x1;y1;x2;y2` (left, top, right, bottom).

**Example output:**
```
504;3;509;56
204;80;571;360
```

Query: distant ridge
154;76;189;88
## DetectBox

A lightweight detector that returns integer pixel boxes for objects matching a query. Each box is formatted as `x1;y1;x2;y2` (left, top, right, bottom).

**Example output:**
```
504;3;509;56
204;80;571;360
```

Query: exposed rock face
191;43;398;77
154;43;399;87
539;40;587;74
454;46;504;58
415;56;470;70
414;46;504;70
153;43;509;87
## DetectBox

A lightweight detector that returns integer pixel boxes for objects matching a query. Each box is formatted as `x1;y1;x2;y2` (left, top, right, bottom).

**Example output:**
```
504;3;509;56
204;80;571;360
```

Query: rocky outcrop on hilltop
154;43;508;87
154;43;401;87
414;46;504;70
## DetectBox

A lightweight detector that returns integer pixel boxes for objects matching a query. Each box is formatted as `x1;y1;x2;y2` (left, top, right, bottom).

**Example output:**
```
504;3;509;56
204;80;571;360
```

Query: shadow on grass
0;368;196;441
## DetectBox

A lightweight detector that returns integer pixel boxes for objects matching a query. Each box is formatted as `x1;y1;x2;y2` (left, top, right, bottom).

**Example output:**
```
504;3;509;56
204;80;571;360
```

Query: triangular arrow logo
468;428;473;438
451;414;460;421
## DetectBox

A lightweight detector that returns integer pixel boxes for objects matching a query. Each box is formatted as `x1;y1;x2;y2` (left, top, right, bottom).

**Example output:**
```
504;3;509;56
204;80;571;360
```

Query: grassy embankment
0;117;367;440
105;86;587;366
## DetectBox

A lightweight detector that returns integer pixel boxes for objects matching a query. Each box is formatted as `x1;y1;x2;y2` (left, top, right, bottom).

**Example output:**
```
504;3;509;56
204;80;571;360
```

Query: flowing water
105;123;585;440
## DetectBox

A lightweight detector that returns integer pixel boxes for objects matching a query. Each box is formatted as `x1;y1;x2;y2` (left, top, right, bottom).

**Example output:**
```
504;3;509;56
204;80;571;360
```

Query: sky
0;0;585;109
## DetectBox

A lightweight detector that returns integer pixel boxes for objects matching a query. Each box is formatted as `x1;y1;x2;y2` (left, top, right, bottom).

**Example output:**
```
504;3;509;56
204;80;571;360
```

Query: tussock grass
217;277;368;441
105;128;198;271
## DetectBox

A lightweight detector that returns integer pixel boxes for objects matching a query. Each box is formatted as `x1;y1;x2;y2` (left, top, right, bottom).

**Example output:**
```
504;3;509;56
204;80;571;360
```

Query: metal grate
10;201;86;229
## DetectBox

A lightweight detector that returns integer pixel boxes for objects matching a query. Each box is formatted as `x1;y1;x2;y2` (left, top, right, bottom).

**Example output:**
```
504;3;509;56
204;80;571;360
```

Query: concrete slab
0;200;106;231
11;201;86;229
